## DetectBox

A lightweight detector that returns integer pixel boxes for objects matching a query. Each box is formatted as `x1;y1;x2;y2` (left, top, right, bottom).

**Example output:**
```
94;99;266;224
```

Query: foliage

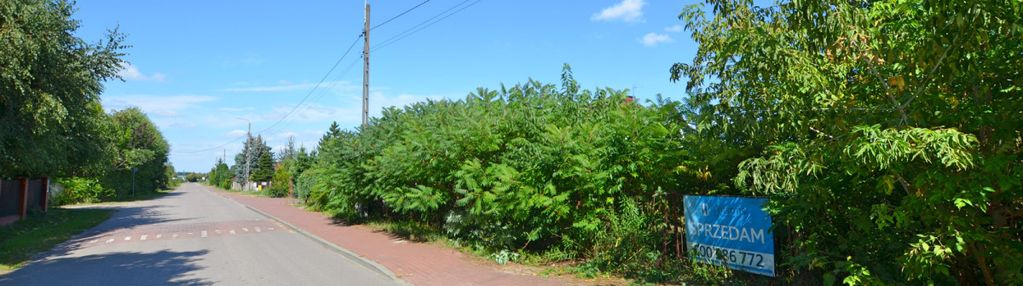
672;0;1022;284
586;198;666;280
251;150;273;183
51;108;172;204
297;66;703;279
0;0;126;178
207;158;232;190
100;108;171;197
184;172;203;182
233;135;271;186
52;177;114;205
245;136;312;198
265;160;291;198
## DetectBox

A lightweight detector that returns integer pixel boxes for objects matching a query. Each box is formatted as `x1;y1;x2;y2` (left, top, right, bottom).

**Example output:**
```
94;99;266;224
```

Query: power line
174;35;364;154
256;60;362;138
257;35;363;135
176;0;480;154
372;0;478;52
370;0;431;31
372;0;480;52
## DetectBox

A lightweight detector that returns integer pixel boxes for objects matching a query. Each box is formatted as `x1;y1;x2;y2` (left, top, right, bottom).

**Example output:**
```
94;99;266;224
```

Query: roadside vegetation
206;135;313;198
0;0;174;206
50;107;175;205
0;209;114;271
205;0;1021;285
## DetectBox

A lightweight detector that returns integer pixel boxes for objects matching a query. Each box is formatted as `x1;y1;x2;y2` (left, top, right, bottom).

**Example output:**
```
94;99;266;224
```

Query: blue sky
73;0;700;172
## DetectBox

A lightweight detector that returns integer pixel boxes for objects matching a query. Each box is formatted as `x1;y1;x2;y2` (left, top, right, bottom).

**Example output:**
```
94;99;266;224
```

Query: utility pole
243;122;252;191
362;1;370;128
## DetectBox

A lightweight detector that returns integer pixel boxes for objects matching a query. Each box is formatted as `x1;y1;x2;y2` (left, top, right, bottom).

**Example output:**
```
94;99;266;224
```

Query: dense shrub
300;66;698;276
671;0;1023;284
264;161;291;198
295;1;1023;283
207;159;232;190
53;177;115;205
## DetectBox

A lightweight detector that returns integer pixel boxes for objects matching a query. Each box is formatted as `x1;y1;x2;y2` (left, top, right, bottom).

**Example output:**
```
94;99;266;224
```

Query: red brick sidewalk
215;189;581;286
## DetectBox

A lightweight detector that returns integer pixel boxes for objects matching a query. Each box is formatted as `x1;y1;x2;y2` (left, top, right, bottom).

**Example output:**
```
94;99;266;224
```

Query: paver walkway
214;188;581;286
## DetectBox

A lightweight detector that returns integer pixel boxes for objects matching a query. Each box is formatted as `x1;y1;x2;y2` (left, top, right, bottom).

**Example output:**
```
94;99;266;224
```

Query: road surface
0;183;399;286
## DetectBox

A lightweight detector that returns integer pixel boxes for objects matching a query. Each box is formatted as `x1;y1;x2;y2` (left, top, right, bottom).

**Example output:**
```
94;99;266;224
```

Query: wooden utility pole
362;1;370;128
243;122;252;191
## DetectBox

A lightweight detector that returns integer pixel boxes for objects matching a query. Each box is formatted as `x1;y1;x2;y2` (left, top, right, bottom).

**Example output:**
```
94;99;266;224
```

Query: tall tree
320;121;342;147
251;150;274;183
207;158;231;189
234;134;271;184
0;0;127;177
104;108;170;195
279;136;297;161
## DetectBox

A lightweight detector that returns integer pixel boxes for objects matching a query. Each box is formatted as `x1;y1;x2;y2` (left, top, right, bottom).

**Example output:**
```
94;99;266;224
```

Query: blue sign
684;195;775;277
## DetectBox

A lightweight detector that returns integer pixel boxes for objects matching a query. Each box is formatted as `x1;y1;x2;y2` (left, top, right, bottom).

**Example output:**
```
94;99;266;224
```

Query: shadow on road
50;191;192;252
0;249;212;285
96;199;190;230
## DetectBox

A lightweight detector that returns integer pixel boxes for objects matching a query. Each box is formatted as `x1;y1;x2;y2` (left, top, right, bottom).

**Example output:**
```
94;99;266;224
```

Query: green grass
0;208;113;271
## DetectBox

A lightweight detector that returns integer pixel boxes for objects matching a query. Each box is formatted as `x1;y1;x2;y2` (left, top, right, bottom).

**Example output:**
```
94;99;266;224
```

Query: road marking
140;235;148;241
201;230;208;238
268;227;275;231
172;233;179;239
89;239;99;244
106;238;114;243
255;227;261;233
188;232;194;235
215;229;222;234
242;228;249;232
156;234;162;239
124;236;132;241
230;229;236;235
393;240;407;244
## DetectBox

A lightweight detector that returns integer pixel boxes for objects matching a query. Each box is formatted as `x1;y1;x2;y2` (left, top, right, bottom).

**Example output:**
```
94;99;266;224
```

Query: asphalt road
0;183;399;286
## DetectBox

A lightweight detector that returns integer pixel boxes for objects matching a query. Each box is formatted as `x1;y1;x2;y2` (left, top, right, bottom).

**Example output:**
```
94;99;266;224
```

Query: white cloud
118;63;167;81
664;24;683;32
641;32;672;47
219;81;358;93
103;94;217;116
592;0;645;22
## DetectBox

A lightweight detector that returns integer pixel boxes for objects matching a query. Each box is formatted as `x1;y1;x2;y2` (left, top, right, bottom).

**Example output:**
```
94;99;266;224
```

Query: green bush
53;177;115;205
299;66;700;280
264;162;291;198
669;0;1023;284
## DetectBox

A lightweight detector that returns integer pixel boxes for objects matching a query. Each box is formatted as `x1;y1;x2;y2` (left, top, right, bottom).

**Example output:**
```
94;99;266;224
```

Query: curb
207;188;409;285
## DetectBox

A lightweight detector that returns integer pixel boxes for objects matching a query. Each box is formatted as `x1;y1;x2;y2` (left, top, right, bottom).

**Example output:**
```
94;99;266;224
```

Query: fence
0;178;49;223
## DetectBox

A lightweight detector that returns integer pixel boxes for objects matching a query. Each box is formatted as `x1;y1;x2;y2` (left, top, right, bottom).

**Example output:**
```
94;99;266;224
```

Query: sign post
684;195;775;277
